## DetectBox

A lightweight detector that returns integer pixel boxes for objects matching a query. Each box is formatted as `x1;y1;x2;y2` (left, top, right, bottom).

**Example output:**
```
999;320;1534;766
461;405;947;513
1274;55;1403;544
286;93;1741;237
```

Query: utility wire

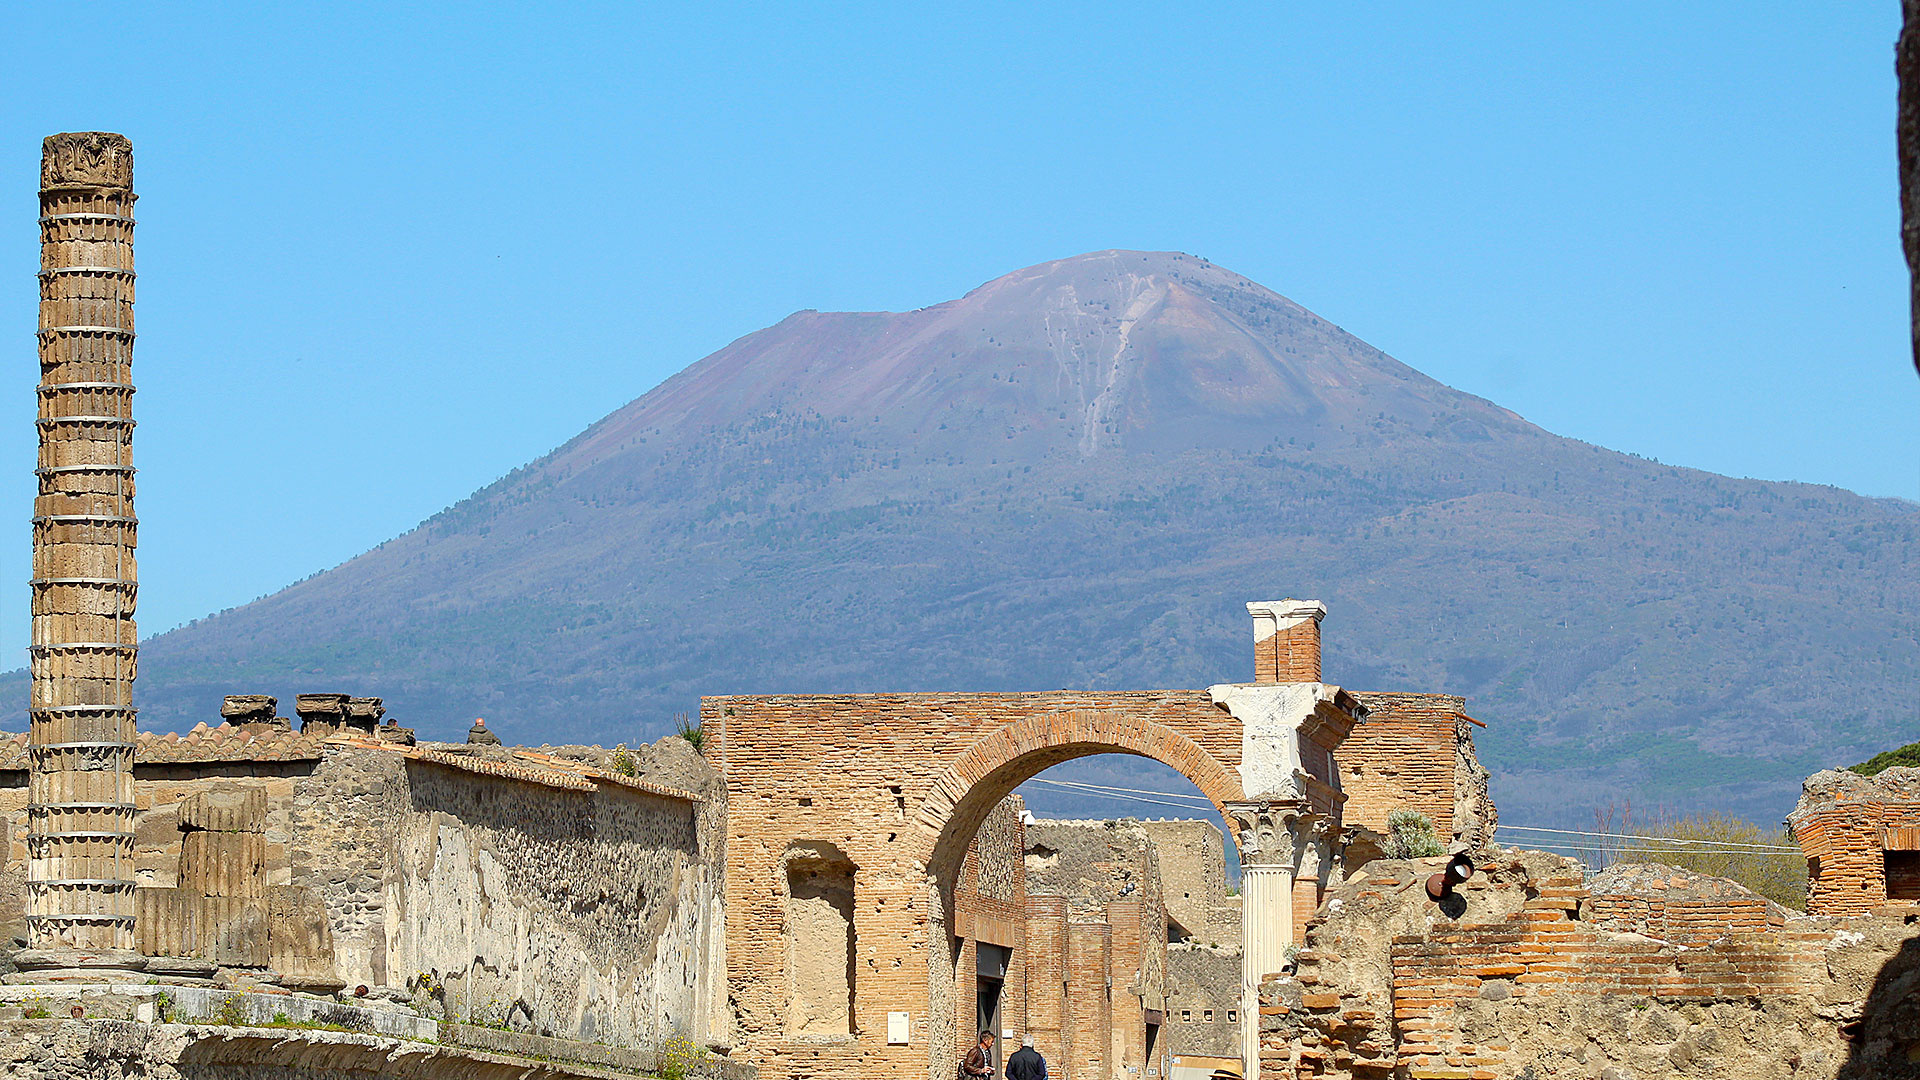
1017;779;1803;854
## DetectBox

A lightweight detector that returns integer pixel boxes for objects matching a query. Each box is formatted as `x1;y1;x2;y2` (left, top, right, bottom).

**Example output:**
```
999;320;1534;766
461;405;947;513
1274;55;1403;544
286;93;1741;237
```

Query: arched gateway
708;601;1365;1080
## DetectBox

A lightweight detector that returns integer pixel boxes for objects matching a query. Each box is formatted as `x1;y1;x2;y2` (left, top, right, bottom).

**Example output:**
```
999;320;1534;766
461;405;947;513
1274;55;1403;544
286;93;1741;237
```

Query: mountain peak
564;250;1528;467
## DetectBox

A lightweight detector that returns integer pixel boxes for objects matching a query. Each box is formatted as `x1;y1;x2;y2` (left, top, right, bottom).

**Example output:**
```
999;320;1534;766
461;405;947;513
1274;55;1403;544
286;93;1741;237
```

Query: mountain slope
36;250;1916;827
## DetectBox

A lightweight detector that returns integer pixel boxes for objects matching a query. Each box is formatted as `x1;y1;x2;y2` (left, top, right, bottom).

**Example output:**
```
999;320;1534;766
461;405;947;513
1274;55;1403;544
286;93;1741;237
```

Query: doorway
976;943;1010;1074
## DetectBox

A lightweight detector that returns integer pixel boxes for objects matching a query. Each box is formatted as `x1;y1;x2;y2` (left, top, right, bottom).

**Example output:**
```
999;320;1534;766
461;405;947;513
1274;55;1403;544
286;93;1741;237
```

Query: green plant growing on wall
212;994;248;1027
1384;809;1444;859
153;991;174;1023
611;743;638;777
1850;740;1920;776
675;712;704;754
658;1035;708;1080
21;993;49;1020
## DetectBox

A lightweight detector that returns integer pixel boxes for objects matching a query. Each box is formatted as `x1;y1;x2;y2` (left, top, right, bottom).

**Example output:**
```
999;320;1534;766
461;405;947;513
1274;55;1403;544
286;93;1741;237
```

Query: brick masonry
1257;849;1918;1080
707;691;1249;1080
1790;768;1920;916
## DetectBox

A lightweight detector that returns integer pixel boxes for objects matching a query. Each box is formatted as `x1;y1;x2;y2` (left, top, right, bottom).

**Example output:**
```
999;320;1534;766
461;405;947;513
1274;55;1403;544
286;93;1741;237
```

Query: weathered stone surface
220;695;282;728
267;885;341;992
199;895;268;967
178;786;267;835
180;830;266;899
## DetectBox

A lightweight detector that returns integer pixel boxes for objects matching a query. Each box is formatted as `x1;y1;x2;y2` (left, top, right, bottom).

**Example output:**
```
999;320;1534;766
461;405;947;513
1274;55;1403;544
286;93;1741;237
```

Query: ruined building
2;132;1914;1080
709;599;1498;1080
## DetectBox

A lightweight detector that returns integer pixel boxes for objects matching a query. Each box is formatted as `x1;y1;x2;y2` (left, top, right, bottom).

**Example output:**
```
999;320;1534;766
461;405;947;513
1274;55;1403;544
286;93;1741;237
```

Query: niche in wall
783;841;857;1035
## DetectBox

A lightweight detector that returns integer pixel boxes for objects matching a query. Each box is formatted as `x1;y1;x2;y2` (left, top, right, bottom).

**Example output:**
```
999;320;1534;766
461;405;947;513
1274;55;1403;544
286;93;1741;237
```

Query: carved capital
1227;801;1329;869
42;132;132;190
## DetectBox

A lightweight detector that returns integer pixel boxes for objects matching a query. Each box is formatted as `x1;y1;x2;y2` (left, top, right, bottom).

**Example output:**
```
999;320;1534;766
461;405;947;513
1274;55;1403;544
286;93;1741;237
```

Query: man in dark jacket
1005;1035;1046;1080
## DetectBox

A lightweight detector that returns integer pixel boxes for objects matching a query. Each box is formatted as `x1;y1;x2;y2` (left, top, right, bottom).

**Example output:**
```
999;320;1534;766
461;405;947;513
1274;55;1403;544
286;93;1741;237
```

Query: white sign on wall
887;1012;910;1045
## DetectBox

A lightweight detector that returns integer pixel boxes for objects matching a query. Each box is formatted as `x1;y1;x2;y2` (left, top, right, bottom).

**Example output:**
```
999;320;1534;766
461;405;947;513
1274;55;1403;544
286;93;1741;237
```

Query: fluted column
23;132;142;971
1232;804;1325;1080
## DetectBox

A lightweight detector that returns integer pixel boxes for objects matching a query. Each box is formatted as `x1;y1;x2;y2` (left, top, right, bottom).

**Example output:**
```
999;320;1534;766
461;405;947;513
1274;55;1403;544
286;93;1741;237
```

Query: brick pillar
1066;921;1112;1080
23;132;144;975
1024;896;1068;1072
1246;600;1325;684
1107;899;1145;1077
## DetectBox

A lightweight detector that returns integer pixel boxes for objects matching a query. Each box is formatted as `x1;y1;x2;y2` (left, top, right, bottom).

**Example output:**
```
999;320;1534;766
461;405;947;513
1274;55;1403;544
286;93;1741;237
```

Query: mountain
22;251;1915;827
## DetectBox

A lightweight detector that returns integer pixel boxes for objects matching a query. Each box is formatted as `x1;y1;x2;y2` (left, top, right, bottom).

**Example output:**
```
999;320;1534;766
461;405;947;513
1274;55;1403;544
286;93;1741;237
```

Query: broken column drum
27;133;139;953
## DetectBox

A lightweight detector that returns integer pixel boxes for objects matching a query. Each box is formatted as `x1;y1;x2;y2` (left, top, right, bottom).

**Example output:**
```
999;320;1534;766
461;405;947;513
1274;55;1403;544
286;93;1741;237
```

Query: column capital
1225;801;1331;867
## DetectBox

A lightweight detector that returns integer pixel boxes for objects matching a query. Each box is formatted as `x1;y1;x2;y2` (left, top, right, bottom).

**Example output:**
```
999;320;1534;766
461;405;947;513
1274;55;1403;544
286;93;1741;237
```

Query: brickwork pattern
1338;694;1465;840
1794;797;1920;915
1262;855;1847;1080
1254;620;1321;685
708;690;1245;1080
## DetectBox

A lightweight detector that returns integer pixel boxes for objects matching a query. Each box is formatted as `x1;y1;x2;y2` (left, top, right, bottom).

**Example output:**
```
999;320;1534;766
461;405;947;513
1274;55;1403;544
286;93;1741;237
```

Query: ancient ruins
0;133;1911;1080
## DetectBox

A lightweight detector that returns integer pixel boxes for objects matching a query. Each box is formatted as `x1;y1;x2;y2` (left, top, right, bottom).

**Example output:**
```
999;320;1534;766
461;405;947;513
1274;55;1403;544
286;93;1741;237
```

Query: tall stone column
1232;804;1316;1080
21;133;143;974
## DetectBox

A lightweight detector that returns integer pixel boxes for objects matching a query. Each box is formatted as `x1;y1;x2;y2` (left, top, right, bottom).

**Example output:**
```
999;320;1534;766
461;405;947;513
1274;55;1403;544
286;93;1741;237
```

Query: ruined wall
1339;693;1495;852
1139;819;1235;946
384;736;725;1049
287;745;408;987
1259;850;1920;1080
1792;767;1920;916
951;797;1026;1062
1021;818;1173;1079
710;690;1245;1080
1166;943;1239;1060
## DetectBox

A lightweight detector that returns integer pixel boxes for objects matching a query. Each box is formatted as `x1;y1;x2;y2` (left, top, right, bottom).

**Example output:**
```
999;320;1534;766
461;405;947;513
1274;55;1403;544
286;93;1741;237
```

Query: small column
1246;600;1325;684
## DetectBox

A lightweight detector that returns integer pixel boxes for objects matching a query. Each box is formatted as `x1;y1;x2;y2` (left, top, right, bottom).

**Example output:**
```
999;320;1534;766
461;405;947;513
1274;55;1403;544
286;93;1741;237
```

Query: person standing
961;1031;996;1079
1005;1035;1047;1080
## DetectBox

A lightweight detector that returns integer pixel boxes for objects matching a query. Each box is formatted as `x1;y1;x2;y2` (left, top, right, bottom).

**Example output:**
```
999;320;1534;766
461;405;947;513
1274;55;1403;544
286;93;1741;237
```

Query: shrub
611;743;638;777
1384;809;1444;859
658;1035;707;1080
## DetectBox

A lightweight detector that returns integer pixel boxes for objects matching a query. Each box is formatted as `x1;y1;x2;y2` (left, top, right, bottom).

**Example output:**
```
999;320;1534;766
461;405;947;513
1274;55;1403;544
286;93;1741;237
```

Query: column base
7;948;147;984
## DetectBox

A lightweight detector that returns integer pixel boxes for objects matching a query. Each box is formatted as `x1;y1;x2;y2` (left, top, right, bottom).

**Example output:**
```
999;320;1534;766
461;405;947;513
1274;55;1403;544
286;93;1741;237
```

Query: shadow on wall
1840;932;1920;1078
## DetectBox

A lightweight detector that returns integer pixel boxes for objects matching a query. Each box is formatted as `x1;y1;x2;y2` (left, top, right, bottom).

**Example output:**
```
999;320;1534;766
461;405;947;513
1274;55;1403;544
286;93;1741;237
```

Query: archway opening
921;722;1246;1080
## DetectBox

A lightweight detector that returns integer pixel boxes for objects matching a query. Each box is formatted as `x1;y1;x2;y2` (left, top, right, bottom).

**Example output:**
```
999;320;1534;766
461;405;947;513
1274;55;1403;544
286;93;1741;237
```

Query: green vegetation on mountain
1850;742;1920;777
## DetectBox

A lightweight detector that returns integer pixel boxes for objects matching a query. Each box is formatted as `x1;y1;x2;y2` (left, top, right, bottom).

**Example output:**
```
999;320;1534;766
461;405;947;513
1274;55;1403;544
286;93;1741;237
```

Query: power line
1500;824;1799;854
1020;777;1219;814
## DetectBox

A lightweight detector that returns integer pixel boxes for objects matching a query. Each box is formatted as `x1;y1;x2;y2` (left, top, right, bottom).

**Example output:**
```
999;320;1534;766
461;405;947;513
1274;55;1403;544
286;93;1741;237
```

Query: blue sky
0;3;1913;654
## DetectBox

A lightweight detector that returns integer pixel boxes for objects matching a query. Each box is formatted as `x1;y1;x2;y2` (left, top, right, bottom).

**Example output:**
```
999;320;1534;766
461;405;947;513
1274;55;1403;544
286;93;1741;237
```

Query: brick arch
917;708;1246;893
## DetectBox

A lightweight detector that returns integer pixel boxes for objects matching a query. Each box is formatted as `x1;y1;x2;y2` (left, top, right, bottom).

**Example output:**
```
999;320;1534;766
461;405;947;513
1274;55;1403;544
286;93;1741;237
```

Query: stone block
268;884;342;991
295;693;351;734
346;697;385;729
180;830;266;898
178;786;267;834
220;694;283;728
201;894;269;966
135;886;199;957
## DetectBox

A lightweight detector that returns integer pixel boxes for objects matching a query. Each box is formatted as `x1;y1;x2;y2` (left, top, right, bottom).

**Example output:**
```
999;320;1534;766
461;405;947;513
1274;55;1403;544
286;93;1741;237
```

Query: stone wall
1258;849;1920;1079
383;737;725;1049
1139;819;1235;946
1166;942;1240;1058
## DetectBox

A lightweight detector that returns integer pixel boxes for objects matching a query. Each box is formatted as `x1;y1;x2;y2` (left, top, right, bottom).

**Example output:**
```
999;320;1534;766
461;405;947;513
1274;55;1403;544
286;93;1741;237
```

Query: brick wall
1339;693;1466;840
709;690;1245;1080
1794;797;1920;915
1262;854;1850;1080
1066;921;1112;1080
1254;619;1321;684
